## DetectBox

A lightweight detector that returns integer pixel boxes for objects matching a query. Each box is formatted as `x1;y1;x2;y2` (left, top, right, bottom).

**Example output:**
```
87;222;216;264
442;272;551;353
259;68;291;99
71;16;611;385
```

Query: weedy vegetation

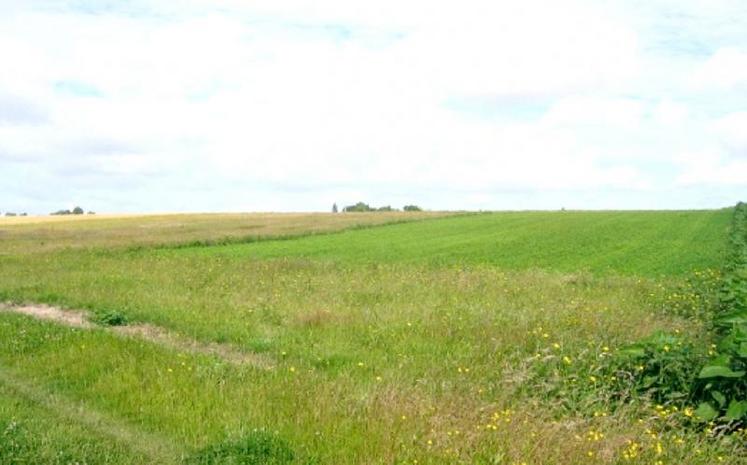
0;208;745;464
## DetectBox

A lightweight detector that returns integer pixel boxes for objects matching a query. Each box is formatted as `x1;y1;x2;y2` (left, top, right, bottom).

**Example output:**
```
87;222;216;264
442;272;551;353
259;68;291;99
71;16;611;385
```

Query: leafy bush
612;332;708;404
693;202;747;423
93;310;128;326
187;430;303;465
517;330;707;417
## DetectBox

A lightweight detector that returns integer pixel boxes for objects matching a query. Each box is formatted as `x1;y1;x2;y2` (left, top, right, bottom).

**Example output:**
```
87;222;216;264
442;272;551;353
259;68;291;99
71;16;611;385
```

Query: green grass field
0;209;743;464
199;210;730;275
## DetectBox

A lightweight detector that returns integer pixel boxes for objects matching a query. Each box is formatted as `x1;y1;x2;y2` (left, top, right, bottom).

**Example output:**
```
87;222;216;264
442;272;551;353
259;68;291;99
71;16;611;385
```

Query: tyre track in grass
0;303;275;369
0;364;181;464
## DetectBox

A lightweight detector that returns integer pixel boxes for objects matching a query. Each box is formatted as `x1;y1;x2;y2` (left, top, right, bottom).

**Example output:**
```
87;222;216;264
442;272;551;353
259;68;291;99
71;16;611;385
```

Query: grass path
0;364;181;464
0;303;274;368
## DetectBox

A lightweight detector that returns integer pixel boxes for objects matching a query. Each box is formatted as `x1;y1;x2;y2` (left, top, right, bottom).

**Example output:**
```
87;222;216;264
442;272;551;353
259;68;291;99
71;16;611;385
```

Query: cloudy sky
1;0;746;213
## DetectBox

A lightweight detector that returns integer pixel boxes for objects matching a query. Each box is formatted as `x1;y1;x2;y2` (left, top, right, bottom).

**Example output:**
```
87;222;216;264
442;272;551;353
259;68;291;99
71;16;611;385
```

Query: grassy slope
0;209;739;464
0;274;720;464
0;210;730;345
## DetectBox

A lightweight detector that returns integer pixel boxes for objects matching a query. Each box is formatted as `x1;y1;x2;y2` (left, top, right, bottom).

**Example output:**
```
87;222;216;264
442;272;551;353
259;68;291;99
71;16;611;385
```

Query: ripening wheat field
1;209;744;465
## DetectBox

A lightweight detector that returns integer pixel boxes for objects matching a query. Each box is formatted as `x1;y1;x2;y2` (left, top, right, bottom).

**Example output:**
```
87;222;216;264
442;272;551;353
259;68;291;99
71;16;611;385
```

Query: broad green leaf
707;354;732;367
716;310;747;326
725;400;747;421
617;346;645;358
698;365;745;379
739;342;747;358
711;391;726;407
694;402;718;421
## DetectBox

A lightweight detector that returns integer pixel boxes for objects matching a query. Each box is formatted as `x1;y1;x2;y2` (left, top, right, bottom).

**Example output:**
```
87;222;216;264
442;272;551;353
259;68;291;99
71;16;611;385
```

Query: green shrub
93;310;128;326
613;331;708;404
692;202;747;424
186;430;300;465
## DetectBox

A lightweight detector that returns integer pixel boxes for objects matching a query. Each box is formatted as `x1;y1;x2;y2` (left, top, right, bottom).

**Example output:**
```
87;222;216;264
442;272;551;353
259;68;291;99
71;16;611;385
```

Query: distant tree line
334;202;423;213
2;212;27;217
51;206;94;215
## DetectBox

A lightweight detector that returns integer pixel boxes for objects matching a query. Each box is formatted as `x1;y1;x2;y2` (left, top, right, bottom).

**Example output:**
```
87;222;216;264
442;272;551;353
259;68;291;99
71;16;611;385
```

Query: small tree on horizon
332;203;338;213
72;206;84;215
343;202;373;212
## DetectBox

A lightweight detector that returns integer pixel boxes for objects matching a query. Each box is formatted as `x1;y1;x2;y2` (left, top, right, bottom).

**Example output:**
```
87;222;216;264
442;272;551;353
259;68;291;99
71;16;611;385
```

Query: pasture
0;209;743;464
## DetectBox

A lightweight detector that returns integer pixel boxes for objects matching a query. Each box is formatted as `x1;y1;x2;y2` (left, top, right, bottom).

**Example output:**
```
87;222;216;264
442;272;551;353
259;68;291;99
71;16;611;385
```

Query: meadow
0;208;744;464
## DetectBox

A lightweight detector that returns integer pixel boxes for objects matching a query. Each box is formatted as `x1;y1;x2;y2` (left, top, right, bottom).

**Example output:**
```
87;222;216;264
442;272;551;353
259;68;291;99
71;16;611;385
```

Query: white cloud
711;112;747;156
689;47;747;90
541;96;644;129
0;1;746;213
676;151;747;186
652;100;689;126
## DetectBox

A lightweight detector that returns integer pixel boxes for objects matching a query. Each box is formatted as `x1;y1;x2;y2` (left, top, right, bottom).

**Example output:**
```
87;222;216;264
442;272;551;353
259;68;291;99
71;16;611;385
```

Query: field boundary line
134;211;473;253
0;303;275;369
0;364;181;464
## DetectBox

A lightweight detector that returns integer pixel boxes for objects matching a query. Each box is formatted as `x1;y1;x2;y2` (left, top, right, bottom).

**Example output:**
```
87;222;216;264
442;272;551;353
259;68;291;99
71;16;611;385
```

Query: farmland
0;209;744;464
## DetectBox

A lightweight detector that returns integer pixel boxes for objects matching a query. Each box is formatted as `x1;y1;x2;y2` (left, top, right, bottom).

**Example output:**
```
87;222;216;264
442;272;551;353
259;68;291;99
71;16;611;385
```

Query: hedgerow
692;202;747;423
615;202;747;426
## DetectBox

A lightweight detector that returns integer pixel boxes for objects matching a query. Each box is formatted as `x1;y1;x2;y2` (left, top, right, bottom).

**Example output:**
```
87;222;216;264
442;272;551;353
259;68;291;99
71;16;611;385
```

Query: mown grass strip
189;210;731;277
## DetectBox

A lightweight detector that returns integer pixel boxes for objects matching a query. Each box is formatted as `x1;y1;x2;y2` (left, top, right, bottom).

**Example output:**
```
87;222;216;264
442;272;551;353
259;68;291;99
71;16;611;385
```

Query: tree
403;205;422;212
332;203;338;213
72;206;84;215
343;202;373;212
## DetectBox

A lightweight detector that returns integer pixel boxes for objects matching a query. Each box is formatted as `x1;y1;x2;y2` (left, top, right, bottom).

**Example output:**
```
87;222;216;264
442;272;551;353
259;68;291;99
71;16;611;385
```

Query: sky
1;0;746;214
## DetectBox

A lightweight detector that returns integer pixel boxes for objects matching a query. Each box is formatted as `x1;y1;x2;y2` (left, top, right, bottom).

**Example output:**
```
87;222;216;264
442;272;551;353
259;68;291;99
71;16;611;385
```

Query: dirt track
0;303;274;369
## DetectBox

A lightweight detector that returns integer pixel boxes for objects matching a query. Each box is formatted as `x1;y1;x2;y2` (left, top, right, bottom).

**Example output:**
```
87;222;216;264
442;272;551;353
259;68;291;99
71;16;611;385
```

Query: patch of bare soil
0;303;93;328
0;303;273;369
